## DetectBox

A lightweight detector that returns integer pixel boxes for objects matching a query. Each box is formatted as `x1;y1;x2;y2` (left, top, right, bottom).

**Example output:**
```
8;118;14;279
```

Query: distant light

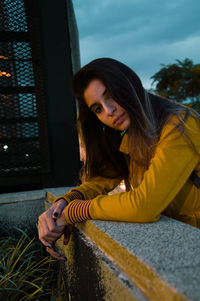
3;145;8;150
0;71;12;77
0;56;8;59
25;153;29;158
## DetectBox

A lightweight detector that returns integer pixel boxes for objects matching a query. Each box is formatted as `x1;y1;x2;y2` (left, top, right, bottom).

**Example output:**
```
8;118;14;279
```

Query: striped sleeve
64;199;92;224
53;189;85;204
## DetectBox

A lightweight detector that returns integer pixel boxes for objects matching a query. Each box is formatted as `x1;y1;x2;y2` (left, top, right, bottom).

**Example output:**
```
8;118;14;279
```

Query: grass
0;228;69;301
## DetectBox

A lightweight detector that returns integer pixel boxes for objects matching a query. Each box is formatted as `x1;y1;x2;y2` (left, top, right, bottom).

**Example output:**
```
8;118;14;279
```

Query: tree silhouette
151;59;200;111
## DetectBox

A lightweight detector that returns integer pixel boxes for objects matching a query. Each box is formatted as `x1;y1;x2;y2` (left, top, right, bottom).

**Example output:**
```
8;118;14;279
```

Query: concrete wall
1;188;200;301
48;188;200;301
0;190;45;235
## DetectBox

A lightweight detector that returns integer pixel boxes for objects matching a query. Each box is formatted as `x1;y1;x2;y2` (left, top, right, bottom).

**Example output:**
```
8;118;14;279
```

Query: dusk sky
72;0;200;89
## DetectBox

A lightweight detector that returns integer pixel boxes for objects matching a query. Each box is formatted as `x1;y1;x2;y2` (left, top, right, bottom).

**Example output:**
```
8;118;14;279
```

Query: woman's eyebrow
89;88;108;111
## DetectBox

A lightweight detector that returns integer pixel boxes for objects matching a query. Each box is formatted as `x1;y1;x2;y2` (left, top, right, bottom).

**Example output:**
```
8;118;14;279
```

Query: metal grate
0;0;48;177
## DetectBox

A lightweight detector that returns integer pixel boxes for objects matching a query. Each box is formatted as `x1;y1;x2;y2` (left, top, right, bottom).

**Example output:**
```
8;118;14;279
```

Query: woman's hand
38;199;74;261
46;224;74;261
55;208;68;227
62;224;74;245
38;199;67;248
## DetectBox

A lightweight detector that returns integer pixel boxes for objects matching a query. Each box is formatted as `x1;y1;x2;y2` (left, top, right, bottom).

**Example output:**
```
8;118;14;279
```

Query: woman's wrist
55;198;68;210
54;196;69;205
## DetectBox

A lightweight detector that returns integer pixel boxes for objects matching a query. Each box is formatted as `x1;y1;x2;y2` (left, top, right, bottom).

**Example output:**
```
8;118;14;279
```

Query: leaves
0;230;69;301
151;58;200;107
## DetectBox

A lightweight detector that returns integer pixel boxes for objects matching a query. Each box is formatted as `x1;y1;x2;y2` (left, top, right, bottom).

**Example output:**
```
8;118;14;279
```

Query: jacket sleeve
54;175;122;204
74;176;122;199
88;115;200;223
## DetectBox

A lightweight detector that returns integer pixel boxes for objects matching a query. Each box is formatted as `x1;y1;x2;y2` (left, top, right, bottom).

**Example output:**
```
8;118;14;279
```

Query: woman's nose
104;103;116;116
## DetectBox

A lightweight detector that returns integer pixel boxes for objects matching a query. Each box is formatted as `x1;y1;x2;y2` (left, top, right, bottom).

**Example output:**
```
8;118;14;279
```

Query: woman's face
84;79;131;131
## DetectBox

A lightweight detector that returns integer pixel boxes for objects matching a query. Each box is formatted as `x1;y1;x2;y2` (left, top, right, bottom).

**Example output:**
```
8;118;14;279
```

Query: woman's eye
94;106;102;114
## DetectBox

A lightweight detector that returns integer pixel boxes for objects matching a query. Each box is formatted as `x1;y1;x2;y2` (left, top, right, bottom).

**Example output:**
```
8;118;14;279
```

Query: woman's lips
113;113;125;125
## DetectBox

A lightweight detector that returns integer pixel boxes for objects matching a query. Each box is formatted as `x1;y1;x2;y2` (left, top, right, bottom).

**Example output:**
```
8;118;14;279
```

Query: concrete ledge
47;188;200;301
0;189;46;205
0;187;73;234
2;187;200;300
0;188;48;233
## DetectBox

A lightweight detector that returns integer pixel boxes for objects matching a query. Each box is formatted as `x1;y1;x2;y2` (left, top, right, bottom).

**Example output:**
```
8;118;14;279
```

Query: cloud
74;0;200;40
72;0;200;88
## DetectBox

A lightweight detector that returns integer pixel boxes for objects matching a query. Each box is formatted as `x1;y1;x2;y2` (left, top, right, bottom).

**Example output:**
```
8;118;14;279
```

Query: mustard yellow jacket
64;114;200;228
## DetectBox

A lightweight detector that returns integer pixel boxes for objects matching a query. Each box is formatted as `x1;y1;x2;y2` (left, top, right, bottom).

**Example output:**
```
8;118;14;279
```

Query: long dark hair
72;58;198;188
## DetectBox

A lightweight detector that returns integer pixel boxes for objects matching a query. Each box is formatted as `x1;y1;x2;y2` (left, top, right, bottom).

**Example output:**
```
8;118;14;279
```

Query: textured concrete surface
84;218;200;301
0;189;46;234
2;187;199;300
47;187;200;301
56;227;149;301
0;189;45;204
0;187;72;233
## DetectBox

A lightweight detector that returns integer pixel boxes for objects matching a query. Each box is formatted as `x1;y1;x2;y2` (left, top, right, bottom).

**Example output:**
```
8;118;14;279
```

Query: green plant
0;229;69;301
151;58;200;113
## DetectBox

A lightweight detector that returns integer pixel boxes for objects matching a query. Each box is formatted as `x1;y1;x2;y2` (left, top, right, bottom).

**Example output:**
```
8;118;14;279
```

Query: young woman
38;58;200;260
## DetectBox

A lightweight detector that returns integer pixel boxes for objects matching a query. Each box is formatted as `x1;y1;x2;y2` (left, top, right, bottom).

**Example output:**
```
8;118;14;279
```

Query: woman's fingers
39;236;52;248
40;208;59;232
38;210;65;247
38;224;64;246
43;224;73;260
63;224;74;245
39;227;62;243
38;221;55;247
46;246;67;261
52;199;67;219
38;200;69;255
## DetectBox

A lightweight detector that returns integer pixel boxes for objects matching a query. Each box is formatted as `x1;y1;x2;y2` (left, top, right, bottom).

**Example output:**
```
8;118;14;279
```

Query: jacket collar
119;133;130;154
